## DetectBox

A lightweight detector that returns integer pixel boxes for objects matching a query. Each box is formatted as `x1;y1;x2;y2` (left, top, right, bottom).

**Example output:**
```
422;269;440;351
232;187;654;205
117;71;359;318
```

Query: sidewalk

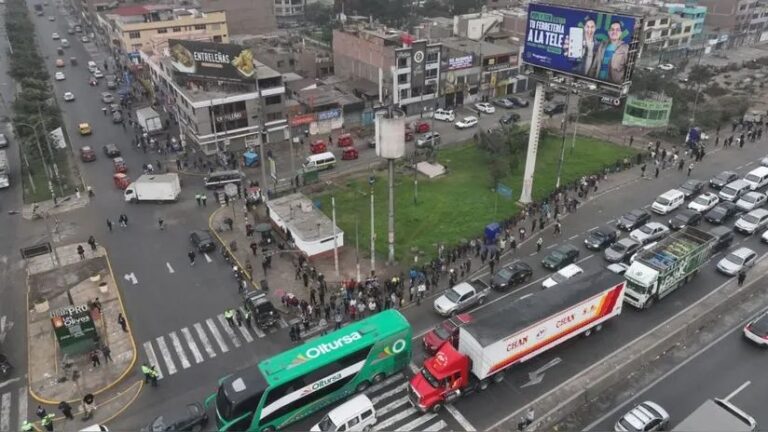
25;243;138;420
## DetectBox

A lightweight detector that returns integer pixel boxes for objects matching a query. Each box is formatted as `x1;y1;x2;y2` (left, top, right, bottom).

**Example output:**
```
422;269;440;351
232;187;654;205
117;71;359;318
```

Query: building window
289;59;295;66
397;73;408;84
212;101;248;132
128;31;141;39
266;112;283;122
173;27;181;32
645;31;653;40
211;23;221;30
660;18;668;25
647;20;655;27
277;60;285;68
684;26;691;33
661;29;669;37
425;68;437;79
131;43;142;51
194;24;206;30
157;28;167;34
397;57;408;68
265;95;281;105
213;35;222;42
399;88;409;99
424;84;435;95
426;51;438;63
412;86;422;97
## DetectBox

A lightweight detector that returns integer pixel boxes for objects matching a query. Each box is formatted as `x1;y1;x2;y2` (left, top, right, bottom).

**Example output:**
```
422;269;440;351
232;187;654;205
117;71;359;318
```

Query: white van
743;166;768;190
87;60;97;72
433;109;455;122
719;179;751;202
651;189;685;214
303;152;336;172
311;394;376;431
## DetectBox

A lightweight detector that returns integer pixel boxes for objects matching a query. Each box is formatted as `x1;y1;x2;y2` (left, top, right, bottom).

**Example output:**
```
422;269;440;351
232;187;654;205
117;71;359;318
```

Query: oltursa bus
205;310;411;431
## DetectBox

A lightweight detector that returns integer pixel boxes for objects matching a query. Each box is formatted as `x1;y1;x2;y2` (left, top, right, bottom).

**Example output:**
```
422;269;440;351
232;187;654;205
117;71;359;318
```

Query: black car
492;98;515;109
112;111;123;124
617;209;651;231
102;143;120;158
499;113;521;125
190;230;216;253
543;102;566;116
709;226;734;252
709;171;739;190
668;209;702;230
705;201;738;224
144;402;208;432
506;96;529;107
542;244;580;270
490;261;532;290
244;291;280;330
583;227;618;250
604;238;641;263
679;179;706;199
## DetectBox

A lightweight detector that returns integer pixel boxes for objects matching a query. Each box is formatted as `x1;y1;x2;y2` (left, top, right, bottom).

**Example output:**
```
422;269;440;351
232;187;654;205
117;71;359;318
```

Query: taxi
79;123;92;135
55;58;65;68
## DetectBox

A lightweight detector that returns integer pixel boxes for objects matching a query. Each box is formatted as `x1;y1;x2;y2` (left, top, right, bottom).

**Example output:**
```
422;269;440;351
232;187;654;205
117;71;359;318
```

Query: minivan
651;189;685;214
743;166;768;190
203;170;244;189
433;109;455;122
303;152;336;172
311;394;376;431
719;179;751;202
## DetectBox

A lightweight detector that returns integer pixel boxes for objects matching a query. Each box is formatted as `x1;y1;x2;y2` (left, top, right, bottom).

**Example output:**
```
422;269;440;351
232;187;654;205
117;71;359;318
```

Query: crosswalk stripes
194;322;217;358
155;336;178;375
0;386;28;432
169;331;191;370
240;306;266;338
181;327;204;364
216;314;242;348
142;340;164;379
0;392;10;432
205;318;229;353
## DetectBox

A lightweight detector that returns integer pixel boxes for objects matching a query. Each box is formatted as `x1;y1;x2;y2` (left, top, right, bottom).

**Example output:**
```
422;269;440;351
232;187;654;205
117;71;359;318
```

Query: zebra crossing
0;385;28;432
142;307;288;380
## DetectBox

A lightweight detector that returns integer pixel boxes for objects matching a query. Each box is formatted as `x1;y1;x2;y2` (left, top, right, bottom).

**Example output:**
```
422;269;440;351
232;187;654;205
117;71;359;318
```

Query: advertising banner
50;304;98;356
168;39;256;83
448;55;473;71
523;4;640;86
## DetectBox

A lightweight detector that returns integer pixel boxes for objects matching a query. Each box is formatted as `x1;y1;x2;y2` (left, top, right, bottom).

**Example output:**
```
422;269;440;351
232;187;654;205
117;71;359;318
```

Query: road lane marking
193;323;217;358
423;421;447;432
376;406;418;430
568;234;578;240
217;314;243;348
16;387;26;432
166;262;175;273
234;309;254;343
1;392;10;432
205;319;229;353
375;396;410;417
169;331;191;369
181;327;204;364
371;383;407;404
204;253;212;263
0;378;19;391
399;413;437;431
156;336;177;375
142;341;164;379
366;374;404;395
724;381;751;402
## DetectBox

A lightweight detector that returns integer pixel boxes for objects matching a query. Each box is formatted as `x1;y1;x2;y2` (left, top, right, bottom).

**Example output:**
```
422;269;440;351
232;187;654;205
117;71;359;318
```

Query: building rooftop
439;37;516;56
295;85;362;108
107;5;221;26
266;193;342;245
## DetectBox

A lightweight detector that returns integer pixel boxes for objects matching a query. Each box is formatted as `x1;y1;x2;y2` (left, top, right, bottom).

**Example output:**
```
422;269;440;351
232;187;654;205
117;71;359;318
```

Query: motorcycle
0;354;12;378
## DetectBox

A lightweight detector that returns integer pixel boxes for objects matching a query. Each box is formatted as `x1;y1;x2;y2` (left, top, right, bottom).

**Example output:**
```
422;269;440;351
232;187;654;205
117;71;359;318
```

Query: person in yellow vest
41;413;55;432
141;362;152;383
21;420;37;432
149;365;160;387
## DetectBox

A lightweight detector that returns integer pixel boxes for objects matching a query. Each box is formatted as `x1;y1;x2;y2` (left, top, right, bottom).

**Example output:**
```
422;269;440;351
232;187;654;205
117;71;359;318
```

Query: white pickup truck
433;279;489;317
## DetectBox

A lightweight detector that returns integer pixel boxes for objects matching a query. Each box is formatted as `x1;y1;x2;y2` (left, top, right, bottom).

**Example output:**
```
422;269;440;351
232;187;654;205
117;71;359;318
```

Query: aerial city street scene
2;0;768;430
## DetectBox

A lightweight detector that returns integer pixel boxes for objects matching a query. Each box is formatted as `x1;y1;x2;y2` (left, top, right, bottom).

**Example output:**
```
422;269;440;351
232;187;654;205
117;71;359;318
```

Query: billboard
522;4;641;87
50;304;98;356
168;39;256;83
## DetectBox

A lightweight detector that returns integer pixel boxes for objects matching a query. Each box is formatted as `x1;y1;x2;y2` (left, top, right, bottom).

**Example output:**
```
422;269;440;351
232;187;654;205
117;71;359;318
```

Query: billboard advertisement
522;4;641;86
168;39;256;83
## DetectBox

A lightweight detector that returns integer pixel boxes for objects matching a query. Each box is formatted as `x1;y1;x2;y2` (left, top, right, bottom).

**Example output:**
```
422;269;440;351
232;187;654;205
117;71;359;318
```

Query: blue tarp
243;151;260;167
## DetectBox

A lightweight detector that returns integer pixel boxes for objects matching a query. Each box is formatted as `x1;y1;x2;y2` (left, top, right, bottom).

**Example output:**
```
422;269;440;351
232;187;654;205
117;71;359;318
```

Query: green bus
204;310;412;431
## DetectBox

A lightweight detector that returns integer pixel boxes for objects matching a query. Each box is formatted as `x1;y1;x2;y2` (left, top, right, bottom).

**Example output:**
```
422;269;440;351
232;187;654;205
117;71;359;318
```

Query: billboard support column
519;82;546;204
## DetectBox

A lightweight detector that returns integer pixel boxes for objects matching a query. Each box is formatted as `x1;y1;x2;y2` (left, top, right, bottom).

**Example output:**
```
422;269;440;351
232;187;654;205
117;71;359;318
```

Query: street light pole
555;92;571;189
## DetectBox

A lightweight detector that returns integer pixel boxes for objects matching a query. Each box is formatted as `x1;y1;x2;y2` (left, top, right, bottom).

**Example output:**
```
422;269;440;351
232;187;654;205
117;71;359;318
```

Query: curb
26;246;140;405
39;380;143;429
208;206;260;292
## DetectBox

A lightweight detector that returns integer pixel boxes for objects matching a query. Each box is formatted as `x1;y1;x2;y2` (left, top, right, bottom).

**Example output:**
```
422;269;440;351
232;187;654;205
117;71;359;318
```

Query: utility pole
555;92;571;189
355;216;360;282
255;68;270;200
331;196;339;277
370;188;375;274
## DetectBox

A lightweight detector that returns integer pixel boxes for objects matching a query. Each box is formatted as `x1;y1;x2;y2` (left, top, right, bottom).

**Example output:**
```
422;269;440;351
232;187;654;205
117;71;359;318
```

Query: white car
629;222;669;245
736;191;767;212
716;247;757;276
474;102;495;114
542;264;583;288
455;116;478;129
657;63;675;71
54;71;65;81
687;192;719;213
52;32;60;40
761;155;768;167
81;35;89;43
614;401;670;432
606;262;629;275
92;69;104;79
433;109;455;122
63;91;75;101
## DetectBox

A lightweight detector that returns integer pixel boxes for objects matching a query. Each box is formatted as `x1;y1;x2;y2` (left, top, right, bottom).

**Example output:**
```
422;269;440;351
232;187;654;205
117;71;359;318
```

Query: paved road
586;304;768;431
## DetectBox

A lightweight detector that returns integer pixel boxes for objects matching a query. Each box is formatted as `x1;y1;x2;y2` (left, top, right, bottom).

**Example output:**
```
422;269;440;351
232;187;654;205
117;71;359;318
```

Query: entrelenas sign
168;39;256;83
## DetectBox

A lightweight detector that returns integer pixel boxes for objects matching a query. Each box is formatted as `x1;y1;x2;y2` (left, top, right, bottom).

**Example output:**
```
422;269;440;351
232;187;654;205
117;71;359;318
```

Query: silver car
629;222;669;245
716;247;757;276
615;401;669;432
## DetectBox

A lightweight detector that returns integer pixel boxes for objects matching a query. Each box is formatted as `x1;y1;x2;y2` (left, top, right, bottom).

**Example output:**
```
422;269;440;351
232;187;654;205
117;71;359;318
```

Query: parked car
422;313;473;355
455;116;478;129
705;202;738;224
542;244;580;270
604;238;641;263
668;209;702;230
709;171;739;189
499;113;521;125
474;102;495;114
243;291;280;331
614;401;669;432
490;261;532;291
81;35;89;43
54;71;65;81
506;96;529;107
542;264;583;289
616;209;651;231
678;179;706;199
52;32;60;40
189;230;216;253
630;222;670;244
492;98;515;109
413;121;430;133
743;309;768;347
102;144;121;158
583;227;618;250
606;262;630;275
716;247;757;275
687;192;719;213
433;109;455;122
78;122;92;135
543;102;566;115
736;191;767;212
92;69;104;79
112;111;123;124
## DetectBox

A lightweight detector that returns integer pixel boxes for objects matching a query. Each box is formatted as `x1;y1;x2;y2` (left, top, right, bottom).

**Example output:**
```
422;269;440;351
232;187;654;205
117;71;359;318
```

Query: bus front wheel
355;380;370;393
260;427;276;432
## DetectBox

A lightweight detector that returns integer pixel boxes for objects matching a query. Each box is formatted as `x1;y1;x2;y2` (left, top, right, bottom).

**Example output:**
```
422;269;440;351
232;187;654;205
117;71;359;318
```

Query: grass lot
19;139;78;203
316;134;636;261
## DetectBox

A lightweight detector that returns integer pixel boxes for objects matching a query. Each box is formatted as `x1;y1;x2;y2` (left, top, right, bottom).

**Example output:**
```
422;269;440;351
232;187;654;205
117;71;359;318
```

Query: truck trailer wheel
479;380;489;391
583;328;592;337
431;403;444;413
492;371;505;383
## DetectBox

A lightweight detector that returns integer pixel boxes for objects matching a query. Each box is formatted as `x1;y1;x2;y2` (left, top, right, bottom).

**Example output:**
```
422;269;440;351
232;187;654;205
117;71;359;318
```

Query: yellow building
98;5;229;55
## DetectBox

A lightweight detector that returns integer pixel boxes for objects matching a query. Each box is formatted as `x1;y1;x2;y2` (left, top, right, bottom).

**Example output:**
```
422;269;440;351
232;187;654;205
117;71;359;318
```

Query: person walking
101;345;113;363
36;406;47;419
334;310;343;330
149;366;159;387
87;235;97;251
90;350;101;368
188;250;196;266
738;270;747;287
77;245;86;260
158;217;165;230
119;213;128;227
235;308;243;327
687;162;694;177
553;221;562;237
654;166;660;178
640;163;646;178
106;218;113;232
224;308;235;327
58;400;74;420
118;313;128;332
201;193;207;207
536;237;543;253
141;363;153;383
195;193;202;206
243;307;252;328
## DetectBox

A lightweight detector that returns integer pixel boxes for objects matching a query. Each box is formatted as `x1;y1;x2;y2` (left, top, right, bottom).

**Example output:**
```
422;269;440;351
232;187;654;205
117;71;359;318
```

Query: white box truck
410;271;625;413
0;150;9;189
672;398;756;432
124;173;181;203
135;106;163;135
623;226;716;309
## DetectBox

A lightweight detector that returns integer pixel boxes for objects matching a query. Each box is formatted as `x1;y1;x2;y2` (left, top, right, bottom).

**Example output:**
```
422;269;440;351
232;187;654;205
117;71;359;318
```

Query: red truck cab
422;313;472;355
409;343;471;413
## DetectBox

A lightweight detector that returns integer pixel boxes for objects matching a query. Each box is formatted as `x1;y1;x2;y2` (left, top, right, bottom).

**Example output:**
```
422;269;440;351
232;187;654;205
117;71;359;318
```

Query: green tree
305;3;334;27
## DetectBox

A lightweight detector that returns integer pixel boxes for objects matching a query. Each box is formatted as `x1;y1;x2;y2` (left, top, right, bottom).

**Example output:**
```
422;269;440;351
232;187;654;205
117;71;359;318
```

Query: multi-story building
200;0;277;36
697;0;768;46
98;6;229;55
139;42;287;156
641;12;696;60
246;35;334;79
274;0;305;26
666;3;707;36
